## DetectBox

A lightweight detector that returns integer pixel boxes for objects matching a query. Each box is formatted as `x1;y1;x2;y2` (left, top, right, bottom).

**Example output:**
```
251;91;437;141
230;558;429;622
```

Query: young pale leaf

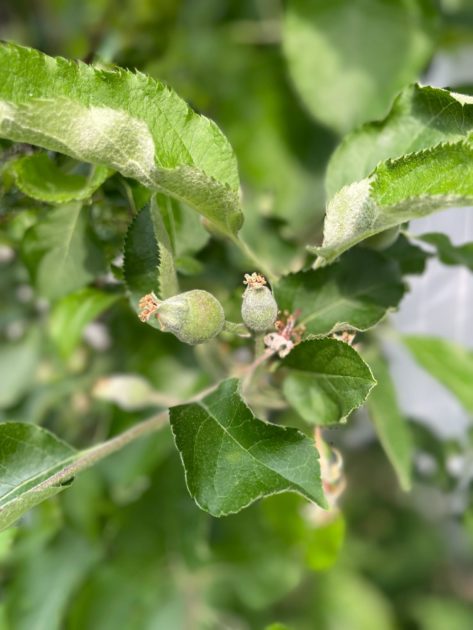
0;423;77;532
169;378;327;516
326;84;473;199
312;142;473;264
11;153;111;203
418;233;473;272
364;349;413;491
281;339;376;426
283;0;436;134
403;336;473;414
21;202;105;300
123;199;178;323
275;249;405;336
0;42;242;237
49;288;119;358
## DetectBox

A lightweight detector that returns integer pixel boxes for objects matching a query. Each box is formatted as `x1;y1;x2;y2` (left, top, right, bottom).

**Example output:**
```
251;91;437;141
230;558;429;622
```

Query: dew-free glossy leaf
11;153;111;203
170;379;327;516
313;142;473;264
326;84;473;199
364;350;413;491
0;42;242;236
284;0;436;133
403;336;473;414
281;339;376;426
418;233;473;272
275;249;405;336
0;423;77;532
49;288;119;358
21;202;105;300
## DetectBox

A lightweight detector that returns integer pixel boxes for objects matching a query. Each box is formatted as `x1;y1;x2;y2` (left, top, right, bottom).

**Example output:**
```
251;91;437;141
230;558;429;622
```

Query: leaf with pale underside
275;249;405;336
0;423;77;532
11;152;111;203
170;379;327;516
0;42;242;237
281;339;376;426
312;142;473;264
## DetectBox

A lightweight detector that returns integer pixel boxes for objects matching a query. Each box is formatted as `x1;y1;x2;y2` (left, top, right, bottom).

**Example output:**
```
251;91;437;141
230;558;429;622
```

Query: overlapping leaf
0;42;242;236
418;233;473;272
170;379;327;516
281;339;376;426
275;249;405;336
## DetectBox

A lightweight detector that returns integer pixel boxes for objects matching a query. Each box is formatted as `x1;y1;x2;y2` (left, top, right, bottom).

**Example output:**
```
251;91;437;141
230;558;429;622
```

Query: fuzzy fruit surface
158;290;225;345
241;285;278;332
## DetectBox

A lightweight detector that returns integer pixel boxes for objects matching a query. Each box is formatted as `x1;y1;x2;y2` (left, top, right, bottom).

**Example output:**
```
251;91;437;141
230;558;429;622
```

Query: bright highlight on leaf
170;379;327;516
0;42;243;237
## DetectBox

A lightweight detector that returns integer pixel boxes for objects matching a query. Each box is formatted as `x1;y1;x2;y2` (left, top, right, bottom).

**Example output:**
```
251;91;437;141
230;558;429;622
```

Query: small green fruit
139;290;225;345
241;273;278;332
361;226;400;251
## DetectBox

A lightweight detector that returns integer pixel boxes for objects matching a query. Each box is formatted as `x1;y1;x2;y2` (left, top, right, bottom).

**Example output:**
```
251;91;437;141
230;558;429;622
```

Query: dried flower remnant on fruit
264;310;305;358
138;290;225;345
332;330;356;345
241;272;278;332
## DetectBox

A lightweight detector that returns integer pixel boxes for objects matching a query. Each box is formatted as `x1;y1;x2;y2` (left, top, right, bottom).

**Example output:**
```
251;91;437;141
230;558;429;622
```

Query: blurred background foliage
1;0;473;628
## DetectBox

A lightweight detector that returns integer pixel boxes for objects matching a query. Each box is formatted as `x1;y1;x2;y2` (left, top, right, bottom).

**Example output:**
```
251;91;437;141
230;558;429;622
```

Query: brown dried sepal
138;292;160;323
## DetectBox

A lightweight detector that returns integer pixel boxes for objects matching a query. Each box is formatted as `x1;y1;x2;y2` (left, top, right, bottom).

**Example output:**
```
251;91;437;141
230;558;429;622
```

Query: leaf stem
230;235;278;285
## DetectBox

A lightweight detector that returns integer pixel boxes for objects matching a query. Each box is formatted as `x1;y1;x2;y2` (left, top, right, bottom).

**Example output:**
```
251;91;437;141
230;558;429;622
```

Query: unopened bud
241;273;278;332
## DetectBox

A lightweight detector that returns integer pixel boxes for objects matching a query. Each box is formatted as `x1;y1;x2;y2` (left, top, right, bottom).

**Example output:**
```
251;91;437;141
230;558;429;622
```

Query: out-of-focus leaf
305;514;346;571
11;153;111;203
5;531;100;630
21;202;105;300
410;596;473;630
283;0;436;133
170;378;327;516
326;84;473;199
281;339;376;426
92;374;176;410
0;328;41;409
384;233;432;275
364;349;413;491
313;142;473;264
0;423;76;532
49;288;119;358
418;232;473;272
403;335;473;414
275;249;405;336
0;42;242;236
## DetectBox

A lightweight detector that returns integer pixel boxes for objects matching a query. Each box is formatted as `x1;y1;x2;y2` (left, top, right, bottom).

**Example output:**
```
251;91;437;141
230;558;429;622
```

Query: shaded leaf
418;232;473;272
21;202;105;300
170;378;327;516
283;0;436;133
364;349;413;491
403;335;473;414
0;328;41;409
11;152;111;203
384;233;431;276
281;339;376;426
0;423;77;532
49;288;119;358
0;42;242;236
275;249;405;336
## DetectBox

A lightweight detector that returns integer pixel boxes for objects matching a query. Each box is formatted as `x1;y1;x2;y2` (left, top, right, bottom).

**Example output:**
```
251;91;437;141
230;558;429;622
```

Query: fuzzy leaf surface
0;42;242;236
283;0;436;133
0;423;77;532
313;142;473;264
281;339;376;426
170;379;327;516
275;249;405;336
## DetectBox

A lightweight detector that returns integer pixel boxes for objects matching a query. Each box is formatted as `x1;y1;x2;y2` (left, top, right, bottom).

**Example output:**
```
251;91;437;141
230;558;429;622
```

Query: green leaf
0;42;242;237
281;339;376;426
417;232;473;272
0;423;77;532
383;233;432;276
169;378;327;516
123;199;178;322
21;202;105;300
326;84;473;199
275;249;405;336
0;328;41;409
403;336;473;414
283;0;436;133
11;152;111;203
364;349;413;491
313;141;473;264
305;514;346;572
49;288;119;358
